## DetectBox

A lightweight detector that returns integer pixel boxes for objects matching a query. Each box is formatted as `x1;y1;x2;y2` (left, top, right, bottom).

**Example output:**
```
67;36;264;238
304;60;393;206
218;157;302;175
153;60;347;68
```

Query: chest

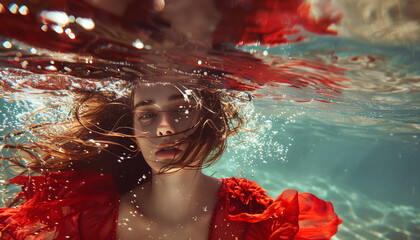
116;202;213;240
116;202;251;240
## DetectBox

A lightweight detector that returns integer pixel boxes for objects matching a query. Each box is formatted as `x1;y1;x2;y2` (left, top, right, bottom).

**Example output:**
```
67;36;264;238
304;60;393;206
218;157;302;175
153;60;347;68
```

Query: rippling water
1;0;420;239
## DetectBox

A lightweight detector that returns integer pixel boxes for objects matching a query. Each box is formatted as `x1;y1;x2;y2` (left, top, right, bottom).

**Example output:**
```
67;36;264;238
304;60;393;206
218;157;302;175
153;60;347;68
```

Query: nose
156;113;175;136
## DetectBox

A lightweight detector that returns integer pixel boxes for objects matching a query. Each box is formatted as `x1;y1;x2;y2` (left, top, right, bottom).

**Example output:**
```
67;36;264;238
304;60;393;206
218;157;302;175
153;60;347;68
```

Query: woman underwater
0;81;341;239
0;0;343;239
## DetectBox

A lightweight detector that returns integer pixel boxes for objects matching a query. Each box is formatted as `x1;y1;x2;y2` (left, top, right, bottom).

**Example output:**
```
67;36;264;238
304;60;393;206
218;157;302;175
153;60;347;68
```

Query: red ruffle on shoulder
212;177;341;240
0;170;119;240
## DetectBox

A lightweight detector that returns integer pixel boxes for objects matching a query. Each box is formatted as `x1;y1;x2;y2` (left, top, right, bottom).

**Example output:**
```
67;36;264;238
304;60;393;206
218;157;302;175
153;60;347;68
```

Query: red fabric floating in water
213;0;342;46
0;170;341;239
0;170;119;239
194;51;349;92
0;0;347;99
0;0;343;52
0;0;103;52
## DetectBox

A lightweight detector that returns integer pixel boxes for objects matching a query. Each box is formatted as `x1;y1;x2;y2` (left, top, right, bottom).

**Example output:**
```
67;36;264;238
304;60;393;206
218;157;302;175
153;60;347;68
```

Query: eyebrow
169;94;187;101
133;94;187;109
134;100;154;109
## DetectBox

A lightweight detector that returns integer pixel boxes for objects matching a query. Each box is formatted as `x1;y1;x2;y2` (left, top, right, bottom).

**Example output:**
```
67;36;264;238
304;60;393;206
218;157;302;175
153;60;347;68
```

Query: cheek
135;137;154;160
133;120;154;154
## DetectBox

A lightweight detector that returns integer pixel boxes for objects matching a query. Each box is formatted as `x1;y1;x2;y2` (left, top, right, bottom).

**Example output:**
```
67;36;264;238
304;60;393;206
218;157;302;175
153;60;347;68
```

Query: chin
146;159;179;173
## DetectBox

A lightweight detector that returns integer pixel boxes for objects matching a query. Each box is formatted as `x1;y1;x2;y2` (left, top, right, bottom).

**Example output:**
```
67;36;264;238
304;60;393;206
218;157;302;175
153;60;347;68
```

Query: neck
150;169;205;203
134;168;218;223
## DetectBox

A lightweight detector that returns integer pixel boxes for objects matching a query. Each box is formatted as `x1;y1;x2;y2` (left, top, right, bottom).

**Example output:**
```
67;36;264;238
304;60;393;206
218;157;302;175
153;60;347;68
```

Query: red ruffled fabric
211;177;342;240
0;170;119;240
0;172;341;240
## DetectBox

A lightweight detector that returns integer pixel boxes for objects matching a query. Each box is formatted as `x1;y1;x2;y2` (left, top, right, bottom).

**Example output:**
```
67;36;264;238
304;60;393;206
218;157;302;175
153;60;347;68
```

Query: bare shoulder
203;174;222;194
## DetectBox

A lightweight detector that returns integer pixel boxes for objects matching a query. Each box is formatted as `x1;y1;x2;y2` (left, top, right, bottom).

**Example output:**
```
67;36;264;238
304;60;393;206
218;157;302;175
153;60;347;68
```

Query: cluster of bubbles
205;97;305;179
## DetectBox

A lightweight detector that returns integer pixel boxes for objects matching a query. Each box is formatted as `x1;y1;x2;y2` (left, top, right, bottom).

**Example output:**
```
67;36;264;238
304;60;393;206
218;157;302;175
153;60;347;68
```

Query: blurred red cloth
213;0;342;46
0;0;342;52
0;170;341;239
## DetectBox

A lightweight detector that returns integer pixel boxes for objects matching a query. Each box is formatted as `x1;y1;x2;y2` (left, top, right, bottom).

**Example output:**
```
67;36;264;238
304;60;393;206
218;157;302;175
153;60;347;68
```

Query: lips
155;144;182;158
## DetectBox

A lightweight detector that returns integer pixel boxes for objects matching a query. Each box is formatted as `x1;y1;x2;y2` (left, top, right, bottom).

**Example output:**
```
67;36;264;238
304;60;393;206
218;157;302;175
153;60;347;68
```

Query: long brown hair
1;84;243;195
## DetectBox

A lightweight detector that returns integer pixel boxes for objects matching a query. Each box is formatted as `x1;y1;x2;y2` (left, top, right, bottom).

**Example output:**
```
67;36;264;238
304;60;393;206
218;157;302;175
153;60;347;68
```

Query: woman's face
132;83;200;172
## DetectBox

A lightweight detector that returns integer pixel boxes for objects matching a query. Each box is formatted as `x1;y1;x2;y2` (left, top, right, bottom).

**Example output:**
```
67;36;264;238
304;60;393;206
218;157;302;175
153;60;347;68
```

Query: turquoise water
1;0;420;239
205;35;420;239
205;99;420;239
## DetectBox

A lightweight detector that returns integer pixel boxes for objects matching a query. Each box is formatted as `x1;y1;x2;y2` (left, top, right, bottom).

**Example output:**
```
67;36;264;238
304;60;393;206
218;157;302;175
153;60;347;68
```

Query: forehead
133;83;191;106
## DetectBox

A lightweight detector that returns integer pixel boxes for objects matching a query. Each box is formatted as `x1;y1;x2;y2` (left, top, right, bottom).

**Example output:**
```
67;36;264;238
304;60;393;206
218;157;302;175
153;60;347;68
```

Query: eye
135;112;157;120
140;112;156;119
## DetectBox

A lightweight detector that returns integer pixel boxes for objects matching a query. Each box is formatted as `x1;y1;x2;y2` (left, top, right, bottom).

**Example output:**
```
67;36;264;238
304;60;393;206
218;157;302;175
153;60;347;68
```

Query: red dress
0;170;341;239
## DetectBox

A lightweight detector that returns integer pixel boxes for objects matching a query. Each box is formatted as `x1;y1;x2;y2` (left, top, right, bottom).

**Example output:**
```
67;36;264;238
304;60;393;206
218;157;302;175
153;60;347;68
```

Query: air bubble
2;41;12;49
21;61;28;68
52;25;64;34
76;17;95;30
8;3;18;14
68;33;75;39
18;5;28;15
132;39;144;49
